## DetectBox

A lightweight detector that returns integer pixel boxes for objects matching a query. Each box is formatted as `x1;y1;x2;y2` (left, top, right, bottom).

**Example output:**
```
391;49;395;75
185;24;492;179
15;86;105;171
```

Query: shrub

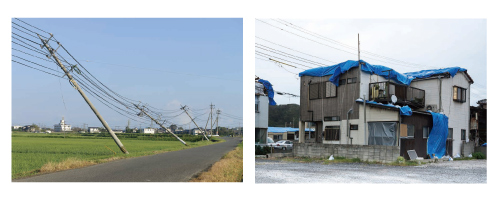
397;156;405;163
472;152;486;159
255;145;265;155
263;146;272;154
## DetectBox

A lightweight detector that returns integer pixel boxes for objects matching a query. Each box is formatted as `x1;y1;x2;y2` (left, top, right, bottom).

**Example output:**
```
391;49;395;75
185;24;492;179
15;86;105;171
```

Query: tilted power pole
181;105;210;141
134;104;187;146
216;109;220;136
37;34;129;154
210;103;214;137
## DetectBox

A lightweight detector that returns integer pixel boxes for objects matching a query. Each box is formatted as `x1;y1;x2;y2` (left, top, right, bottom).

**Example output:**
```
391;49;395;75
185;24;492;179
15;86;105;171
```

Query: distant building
54;117;72;132
12;125;22;130
88;127;100;133
140;128;155;134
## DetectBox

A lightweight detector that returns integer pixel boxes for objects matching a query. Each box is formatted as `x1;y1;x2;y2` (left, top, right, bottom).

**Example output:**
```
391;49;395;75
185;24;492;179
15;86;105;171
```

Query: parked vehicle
274;140;293;150
266;137;276;148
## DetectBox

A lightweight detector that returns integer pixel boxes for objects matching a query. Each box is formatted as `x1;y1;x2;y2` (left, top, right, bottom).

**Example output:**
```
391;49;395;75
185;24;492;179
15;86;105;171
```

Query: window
347;77;357;84
350;124;358;130
325;82;337;97
423;126;429;138
453;86;467;103
448;128;453;139
255;96;259;113
324;116;340;121
325;126;340;141
309;83;320;100
407;124;415;138
273;135;282;141
461;129;466;140
339;79;346;85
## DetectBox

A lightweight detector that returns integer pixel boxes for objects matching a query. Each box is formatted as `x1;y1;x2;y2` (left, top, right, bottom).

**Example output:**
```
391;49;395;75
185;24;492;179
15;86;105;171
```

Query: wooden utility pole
37;34;129;154
134;104;187;146
181;105;210;141
216;109;220;136
210;103;214;137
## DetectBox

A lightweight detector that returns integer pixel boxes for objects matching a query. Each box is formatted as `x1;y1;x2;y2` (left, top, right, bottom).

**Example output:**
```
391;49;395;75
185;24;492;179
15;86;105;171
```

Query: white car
274;140;293;150
266;137;276;148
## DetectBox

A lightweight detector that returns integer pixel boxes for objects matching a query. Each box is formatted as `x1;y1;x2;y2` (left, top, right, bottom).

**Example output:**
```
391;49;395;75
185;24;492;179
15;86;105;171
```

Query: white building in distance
141;128;155;134
54;117;71;132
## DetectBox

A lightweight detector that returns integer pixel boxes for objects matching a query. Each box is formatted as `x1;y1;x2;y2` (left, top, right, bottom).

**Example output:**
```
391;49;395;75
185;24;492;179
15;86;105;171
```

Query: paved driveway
256;159;486;183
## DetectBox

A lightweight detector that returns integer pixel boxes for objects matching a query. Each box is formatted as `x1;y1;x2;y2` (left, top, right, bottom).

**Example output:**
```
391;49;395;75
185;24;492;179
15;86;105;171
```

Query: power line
256;44;328;66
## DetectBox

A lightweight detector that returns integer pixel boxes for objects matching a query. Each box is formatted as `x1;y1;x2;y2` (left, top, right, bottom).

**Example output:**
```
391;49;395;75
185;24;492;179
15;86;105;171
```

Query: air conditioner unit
426;104;438;112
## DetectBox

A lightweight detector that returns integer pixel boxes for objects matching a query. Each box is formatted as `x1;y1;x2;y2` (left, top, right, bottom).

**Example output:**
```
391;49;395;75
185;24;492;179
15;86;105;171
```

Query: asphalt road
15;137;242;182
256;159;486;183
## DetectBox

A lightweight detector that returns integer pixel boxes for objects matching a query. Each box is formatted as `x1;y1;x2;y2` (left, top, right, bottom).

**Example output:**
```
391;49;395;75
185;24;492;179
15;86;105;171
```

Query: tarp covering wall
299;60;468;86
257;79;276;106
355;99;412;116
427;112;449;158
368;122;398;146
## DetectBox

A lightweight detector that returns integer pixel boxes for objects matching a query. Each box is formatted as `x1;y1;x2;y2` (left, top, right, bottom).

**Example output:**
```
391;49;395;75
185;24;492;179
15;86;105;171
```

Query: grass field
191;142;243;182
12;131;223;179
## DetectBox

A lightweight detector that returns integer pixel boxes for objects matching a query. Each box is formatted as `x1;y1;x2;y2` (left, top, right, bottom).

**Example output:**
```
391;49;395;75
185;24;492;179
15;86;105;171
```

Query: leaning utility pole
210;103;214;137
181;105;210;141
37;34;129;154
134;104;187;146
216;109;220;136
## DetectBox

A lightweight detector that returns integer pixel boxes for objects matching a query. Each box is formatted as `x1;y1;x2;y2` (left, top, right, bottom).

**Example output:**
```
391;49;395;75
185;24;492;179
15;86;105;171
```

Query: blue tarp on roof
257;79;277;106
427;112;449;159
355;99;412;116
299;60;468;86
268;127;314;133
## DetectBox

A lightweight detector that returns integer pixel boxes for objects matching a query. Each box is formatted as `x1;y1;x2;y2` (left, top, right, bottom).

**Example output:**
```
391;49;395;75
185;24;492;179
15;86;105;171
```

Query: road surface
256;159;486;183
15;137;242;182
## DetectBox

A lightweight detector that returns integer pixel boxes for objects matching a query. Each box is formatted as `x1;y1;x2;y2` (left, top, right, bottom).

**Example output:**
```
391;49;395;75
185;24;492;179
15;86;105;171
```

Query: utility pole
134;104;187;146
37;34;129;154
210;103;214;137
181;105;210;141
216;109;220;136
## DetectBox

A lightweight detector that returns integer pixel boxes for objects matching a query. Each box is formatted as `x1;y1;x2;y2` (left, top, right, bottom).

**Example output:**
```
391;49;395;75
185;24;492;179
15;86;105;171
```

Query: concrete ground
255;159;486;183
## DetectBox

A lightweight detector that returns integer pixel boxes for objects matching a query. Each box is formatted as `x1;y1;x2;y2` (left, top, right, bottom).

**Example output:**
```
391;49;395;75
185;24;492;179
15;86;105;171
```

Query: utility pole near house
181;105;210;141
134;104;187;146
37;34;129;154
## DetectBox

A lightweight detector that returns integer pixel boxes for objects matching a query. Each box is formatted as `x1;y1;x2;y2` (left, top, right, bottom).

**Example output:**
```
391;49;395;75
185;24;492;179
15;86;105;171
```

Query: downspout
364;95;367;145
347;108;353;144
439;76;442;113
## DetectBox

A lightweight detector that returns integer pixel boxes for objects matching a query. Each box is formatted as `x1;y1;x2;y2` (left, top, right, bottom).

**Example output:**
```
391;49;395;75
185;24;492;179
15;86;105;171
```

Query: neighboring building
88;127;100;133
189;128;203;135
268;127;315;141
54;117;72;132
255;79;273;145
140;128;155;134
45;130;52;133
298;60;474;159
12;125;23;130
470;99;487;146
22;125;35;132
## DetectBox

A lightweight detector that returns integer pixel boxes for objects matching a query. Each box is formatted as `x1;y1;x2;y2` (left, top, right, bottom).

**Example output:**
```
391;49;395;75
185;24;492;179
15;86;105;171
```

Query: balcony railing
369;81;425;108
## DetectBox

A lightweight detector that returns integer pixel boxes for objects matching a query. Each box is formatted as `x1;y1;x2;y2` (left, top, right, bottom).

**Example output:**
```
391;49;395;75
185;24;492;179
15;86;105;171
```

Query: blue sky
12;18;243;129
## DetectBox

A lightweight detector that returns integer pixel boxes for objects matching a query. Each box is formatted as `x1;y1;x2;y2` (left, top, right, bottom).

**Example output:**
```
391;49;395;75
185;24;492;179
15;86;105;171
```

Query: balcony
369;81;425;108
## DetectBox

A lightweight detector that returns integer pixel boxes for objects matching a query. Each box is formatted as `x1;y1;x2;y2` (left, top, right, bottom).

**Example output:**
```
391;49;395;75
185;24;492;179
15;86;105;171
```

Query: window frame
339;79;346;85
461;129;466;140
324;116;340;121
347;77;357;84
423;126;429;139
325;81;337;98
407;124;415;138
325;126;340;141
255;96;259;113
309;82;320;100
350;124;358;130
448;128;453;139
453;86;467;103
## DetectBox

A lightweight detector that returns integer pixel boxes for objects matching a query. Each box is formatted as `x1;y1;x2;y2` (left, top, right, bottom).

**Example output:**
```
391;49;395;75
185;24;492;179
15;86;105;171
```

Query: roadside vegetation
12;131;223;179
191;142;243;182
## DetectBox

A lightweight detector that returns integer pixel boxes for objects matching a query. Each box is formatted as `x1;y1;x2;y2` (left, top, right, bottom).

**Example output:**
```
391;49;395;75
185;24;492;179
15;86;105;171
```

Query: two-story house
298;60;473;159
255;79;275;145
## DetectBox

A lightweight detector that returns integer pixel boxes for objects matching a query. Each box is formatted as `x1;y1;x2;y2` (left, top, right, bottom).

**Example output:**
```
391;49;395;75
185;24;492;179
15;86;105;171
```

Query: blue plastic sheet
268;127;314;133
427;112;449;158
257;79;277;106
355;99;412;116
299;60;468;86
400;105;413;116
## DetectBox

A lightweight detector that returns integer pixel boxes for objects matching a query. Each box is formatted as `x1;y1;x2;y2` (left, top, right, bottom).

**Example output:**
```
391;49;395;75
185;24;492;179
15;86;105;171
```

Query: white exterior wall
255;95;269;129
410;72;471;156
88;127;100;133
323;105;398;145
141;128;155;134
